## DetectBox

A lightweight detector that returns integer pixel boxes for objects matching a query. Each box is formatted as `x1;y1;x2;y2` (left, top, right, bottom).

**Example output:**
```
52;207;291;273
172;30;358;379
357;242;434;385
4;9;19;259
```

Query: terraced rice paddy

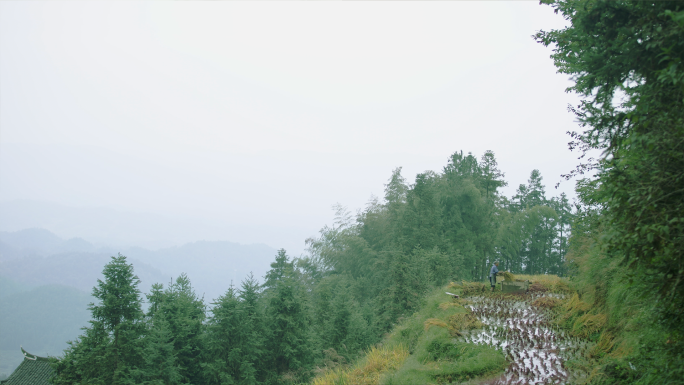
459;294;591;384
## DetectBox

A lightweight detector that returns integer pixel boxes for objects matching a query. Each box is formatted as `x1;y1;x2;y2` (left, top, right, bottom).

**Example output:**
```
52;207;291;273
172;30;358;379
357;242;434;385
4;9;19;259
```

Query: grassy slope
309;273;582;385
311;286;507;385
558;236;684;384
310;262;678;385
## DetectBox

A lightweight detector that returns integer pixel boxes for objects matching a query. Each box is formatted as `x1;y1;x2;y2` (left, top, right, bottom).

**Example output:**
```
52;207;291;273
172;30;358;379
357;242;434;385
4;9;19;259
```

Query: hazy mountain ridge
0;228;280;378
0;279;92;378
0;251;166;295
0;228;278;301
0;228;106;262
0;199;309;253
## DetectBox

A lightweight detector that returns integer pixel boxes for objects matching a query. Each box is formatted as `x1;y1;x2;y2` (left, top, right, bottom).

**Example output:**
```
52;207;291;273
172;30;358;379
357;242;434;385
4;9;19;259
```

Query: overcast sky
0;1;583;254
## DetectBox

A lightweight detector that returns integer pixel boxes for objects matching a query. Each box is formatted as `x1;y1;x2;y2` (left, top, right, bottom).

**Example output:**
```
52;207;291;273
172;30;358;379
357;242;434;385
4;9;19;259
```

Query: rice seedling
456;291;595;384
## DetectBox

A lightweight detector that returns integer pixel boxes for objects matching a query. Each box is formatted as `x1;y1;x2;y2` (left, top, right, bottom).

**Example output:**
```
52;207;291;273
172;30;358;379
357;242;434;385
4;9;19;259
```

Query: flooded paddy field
459;294;592;385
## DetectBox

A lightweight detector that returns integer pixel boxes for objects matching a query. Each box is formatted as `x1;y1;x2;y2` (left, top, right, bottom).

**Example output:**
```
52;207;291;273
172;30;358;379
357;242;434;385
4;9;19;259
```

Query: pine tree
479;150;507;200
327;285;371;360
52;254;145;385
146;274;205;385
263;249;293;291
383;167;408;246
141;317;181;385
237;274;265;383
402;171;442;252
264;250;313;381
51;321;110;385
204;286;251;385
525;169;546;208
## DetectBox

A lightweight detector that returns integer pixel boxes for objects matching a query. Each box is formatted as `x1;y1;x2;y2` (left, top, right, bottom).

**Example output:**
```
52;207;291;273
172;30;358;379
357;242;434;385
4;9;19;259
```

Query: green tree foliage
144;274;205;384
237;274;266;383
141;317;180;385
50;152;573;384
307;151;570;337
402;171;442;252
479;150;508;200
264;250;313;382
550;192;573;270
52;254;145;385
311;276;373;361
50;321;111;385
537;0;684;305
498;170;566;275
203;274;265;385
536;0;684;382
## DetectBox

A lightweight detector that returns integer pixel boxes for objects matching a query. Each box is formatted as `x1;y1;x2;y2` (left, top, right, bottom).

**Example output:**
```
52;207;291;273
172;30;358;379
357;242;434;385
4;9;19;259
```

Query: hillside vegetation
311;285;503;385
310;266;681;385
534;0;684;383
49;143;572;384
38;1;684;384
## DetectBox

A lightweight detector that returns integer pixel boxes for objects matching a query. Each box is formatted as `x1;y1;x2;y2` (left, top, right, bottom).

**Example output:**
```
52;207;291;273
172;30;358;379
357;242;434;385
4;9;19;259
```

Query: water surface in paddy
459;294;592;384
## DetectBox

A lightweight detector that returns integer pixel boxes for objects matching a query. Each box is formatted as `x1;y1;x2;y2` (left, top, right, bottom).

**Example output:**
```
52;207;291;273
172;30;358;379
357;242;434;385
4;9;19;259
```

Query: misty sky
0;2;583;255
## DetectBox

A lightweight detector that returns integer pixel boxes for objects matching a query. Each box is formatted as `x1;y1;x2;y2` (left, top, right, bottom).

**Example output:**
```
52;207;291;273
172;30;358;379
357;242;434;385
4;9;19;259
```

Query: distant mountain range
0;280;92;376
0;228;280;377
0;228;279;300
0;199;310;254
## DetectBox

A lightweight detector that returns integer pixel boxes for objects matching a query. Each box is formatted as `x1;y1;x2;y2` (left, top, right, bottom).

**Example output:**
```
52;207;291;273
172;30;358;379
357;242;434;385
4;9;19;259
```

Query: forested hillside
48;150;571;385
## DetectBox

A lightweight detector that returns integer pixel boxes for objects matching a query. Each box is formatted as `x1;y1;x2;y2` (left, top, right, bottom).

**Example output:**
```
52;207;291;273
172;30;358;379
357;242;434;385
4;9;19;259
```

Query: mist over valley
0;227;277;376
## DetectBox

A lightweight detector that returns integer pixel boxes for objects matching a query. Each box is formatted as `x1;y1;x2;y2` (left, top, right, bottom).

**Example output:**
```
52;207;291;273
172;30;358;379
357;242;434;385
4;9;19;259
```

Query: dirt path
460;293;590;385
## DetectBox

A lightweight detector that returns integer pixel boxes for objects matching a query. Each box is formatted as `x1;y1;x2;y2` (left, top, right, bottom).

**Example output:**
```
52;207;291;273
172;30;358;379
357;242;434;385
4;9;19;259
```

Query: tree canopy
537;0;684;327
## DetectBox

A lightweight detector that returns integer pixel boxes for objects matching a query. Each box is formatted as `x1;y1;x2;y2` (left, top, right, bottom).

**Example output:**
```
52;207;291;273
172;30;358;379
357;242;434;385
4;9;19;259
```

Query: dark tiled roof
1;349;54;385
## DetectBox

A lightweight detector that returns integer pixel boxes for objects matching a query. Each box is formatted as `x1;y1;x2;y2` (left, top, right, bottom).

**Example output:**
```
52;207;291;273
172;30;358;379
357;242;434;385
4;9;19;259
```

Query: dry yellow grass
583;366;603;385
447;312;483;336
515;274;572;292
556;293;593;326
424;318;448;331
609;339;634;359
587;332;615;358
564;293;592;313
573;313;608;338
312;345;409;385
502;271;516;281
438;299;470;309
531;296;562;309
459;281;487;295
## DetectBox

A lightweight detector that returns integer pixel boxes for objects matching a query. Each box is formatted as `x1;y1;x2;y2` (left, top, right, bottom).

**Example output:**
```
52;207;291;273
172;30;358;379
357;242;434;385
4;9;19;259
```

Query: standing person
489;261;500;292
